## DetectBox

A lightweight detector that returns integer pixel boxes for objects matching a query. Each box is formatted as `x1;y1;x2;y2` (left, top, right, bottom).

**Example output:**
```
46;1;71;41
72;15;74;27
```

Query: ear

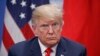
32;25;37;36
32;25;36;30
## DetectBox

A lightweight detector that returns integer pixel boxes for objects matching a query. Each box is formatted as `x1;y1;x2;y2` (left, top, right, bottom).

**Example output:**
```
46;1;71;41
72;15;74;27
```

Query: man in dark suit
8;4;86;56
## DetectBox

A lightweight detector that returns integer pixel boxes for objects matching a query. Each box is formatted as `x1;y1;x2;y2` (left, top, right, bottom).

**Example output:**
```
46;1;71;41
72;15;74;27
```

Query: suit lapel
56;37;69;56
28;38;42;56
56;37;77;56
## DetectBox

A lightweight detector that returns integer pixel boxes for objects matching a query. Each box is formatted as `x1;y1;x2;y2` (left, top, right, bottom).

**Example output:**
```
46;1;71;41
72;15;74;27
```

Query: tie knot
45;48;52;56
45;47;52;52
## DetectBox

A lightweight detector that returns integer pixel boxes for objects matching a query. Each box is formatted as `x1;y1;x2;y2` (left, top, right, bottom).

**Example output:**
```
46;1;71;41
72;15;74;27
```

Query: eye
40;24;49;27
52;23;59;26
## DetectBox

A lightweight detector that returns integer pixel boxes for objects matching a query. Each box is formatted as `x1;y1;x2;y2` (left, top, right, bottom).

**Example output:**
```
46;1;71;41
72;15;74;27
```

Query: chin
47;41;58;47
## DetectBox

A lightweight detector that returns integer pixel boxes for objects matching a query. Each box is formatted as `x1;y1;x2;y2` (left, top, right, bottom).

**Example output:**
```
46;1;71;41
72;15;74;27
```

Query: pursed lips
47;37;56;40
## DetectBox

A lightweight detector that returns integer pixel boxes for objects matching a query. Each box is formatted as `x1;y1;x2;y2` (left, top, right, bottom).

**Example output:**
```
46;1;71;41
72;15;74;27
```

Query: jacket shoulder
61;37;85;49
8;37;37;56
61;37;86;55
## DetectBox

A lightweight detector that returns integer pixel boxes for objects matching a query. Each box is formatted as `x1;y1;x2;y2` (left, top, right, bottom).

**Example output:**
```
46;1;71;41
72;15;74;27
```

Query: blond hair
32;4;63;25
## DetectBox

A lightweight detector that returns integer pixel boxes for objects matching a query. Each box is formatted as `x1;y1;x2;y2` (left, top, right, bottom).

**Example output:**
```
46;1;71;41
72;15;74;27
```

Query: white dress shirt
38;39;58;56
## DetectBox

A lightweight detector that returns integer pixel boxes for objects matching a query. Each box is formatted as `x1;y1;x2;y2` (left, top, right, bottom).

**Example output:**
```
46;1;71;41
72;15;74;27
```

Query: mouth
47;37;56;40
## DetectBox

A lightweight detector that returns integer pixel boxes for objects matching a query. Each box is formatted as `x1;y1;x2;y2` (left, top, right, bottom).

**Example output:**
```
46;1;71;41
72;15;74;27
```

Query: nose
48;26;54;34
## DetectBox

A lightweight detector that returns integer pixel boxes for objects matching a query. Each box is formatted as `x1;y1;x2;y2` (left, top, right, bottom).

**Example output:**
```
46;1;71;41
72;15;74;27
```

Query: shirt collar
38;38;58;54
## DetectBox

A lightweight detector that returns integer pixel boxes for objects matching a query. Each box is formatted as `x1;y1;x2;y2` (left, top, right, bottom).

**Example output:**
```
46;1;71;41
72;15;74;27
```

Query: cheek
55;28;62;37
56;28;62;34
36;28;47;37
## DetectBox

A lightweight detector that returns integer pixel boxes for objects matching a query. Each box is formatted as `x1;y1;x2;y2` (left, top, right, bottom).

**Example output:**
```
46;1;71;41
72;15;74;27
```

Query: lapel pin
60;54;64;56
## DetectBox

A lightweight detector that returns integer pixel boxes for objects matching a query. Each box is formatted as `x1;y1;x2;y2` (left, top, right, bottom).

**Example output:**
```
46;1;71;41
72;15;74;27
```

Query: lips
47;37;56;40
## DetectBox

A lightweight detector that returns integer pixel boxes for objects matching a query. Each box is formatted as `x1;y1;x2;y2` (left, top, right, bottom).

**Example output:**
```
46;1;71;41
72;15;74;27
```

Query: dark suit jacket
8;37;86;56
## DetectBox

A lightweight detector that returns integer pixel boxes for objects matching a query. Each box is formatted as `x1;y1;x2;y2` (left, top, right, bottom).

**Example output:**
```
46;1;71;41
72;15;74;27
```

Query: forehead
36;18;60;24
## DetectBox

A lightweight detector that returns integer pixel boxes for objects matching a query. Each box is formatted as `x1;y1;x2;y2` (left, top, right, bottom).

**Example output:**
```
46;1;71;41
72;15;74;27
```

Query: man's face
33;18;63;47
